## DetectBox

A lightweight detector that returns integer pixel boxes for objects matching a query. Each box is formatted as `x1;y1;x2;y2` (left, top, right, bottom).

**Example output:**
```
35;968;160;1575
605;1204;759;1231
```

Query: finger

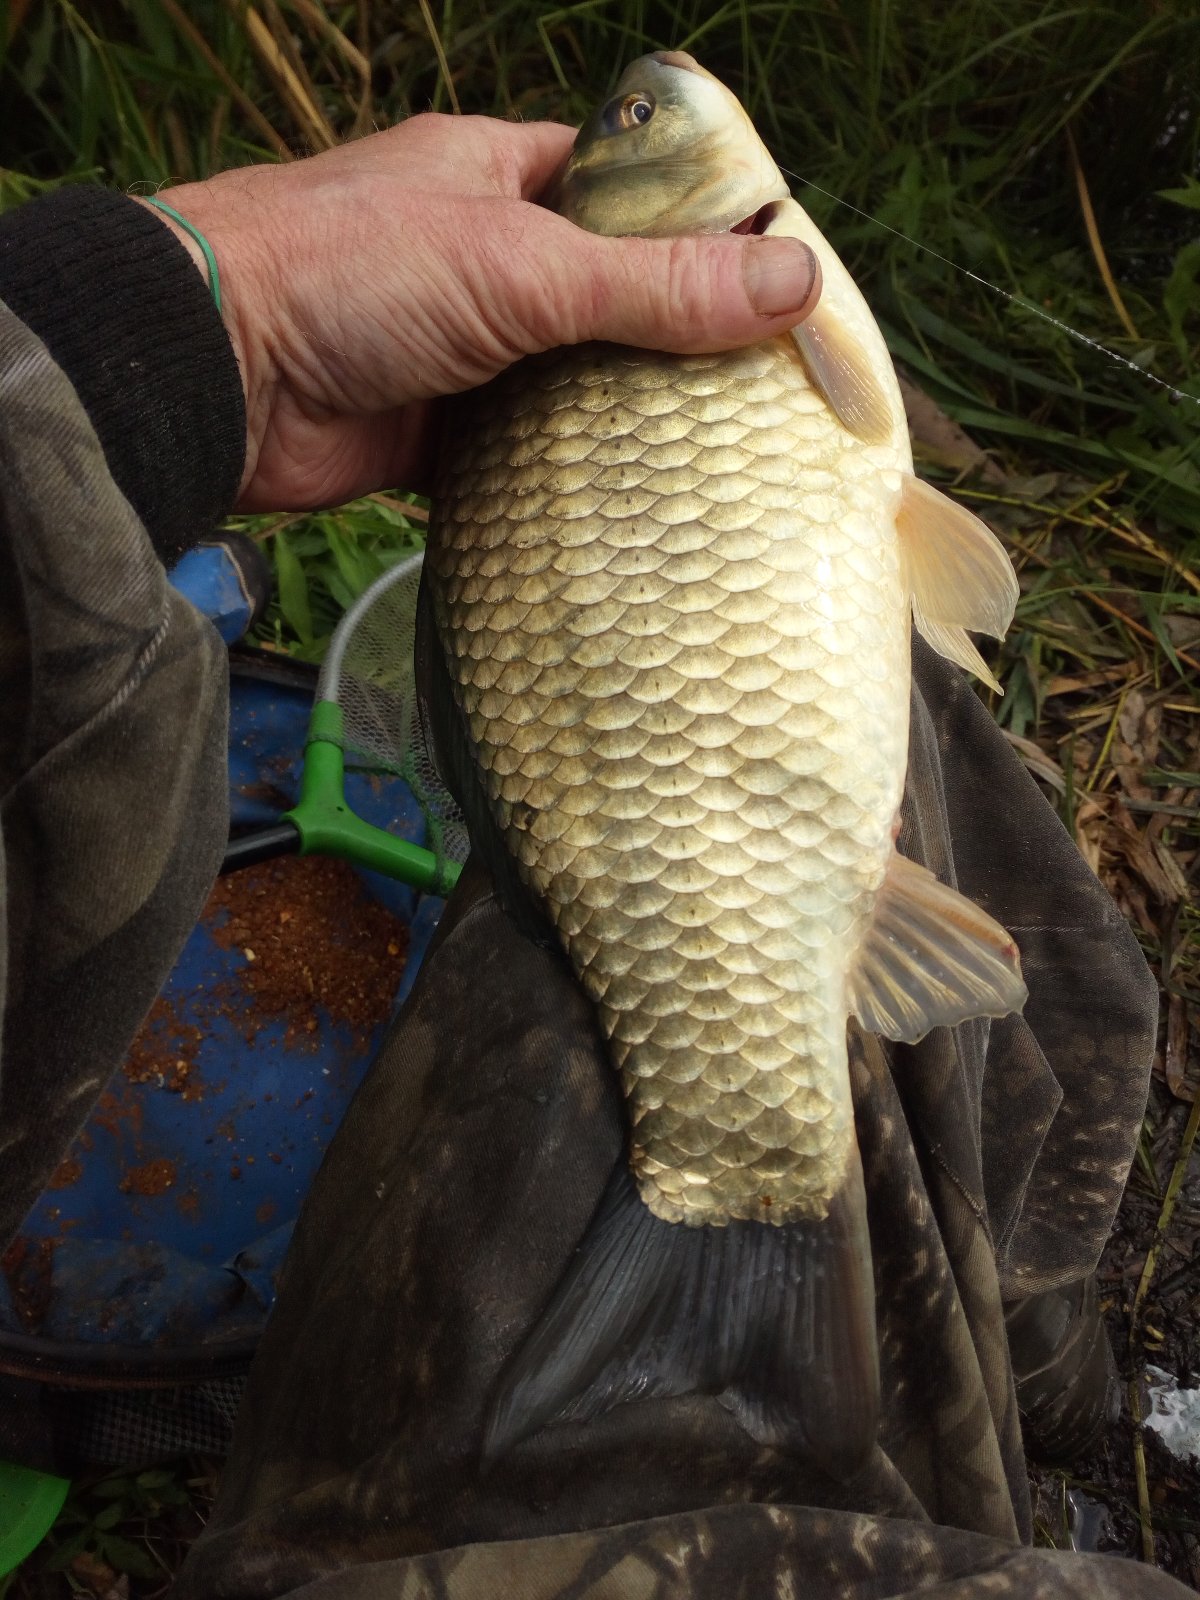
480;119;579;201
491;216;823;356
576;230;823;350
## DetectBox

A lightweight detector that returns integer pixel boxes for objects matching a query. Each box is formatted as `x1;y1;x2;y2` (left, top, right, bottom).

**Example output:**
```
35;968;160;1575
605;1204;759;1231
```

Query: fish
423;50;1027;1477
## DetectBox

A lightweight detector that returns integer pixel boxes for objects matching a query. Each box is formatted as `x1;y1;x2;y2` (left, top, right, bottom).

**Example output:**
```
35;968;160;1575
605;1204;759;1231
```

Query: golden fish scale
431;337;911;1226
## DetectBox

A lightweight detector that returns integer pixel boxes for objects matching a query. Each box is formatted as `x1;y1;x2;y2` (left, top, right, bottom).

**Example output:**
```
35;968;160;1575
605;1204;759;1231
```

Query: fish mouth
729;199;784;236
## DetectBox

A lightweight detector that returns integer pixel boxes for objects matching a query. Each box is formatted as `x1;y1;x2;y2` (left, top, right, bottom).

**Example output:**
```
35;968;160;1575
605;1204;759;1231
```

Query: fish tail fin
485;1152;879;1480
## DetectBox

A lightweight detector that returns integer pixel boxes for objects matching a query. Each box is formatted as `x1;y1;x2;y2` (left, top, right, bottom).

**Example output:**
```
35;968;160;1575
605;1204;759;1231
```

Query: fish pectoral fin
789;312;895;445
485;1157;880;1482
898;475;1019;694
848;850;1027;1044
760;200;894;445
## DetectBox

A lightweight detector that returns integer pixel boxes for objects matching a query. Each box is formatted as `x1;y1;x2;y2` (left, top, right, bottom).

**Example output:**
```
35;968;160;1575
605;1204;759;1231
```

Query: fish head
555;51;790;237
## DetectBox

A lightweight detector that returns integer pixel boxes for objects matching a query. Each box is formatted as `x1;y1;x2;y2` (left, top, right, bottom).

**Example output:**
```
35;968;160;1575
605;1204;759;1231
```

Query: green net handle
283;700;461;897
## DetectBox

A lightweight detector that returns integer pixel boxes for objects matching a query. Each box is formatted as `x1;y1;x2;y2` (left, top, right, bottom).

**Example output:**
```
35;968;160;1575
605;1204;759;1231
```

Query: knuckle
400;111;451;146
490;211;593;349
663;237;722;328
479;133;526;197
450;207;544;360
527;235;607;346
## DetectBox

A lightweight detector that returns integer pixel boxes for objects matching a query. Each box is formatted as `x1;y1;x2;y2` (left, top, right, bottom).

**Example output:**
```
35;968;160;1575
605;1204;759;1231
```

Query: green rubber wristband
141;196;222;313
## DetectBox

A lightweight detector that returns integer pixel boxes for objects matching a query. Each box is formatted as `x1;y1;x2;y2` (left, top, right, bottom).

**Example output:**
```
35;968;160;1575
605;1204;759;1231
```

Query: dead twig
261;0;334;145
1129;1373;1157;1565
158;0;293;161
1131;1090;1200;1329
417;0;461;114
237;2;336;151
368;494;430;524
1067;125;1142;343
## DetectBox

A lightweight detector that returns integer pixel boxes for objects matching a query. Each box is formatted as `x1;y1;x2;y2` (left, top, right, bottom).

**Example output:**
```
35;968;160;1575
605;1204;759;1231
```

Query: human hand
142;114;820;513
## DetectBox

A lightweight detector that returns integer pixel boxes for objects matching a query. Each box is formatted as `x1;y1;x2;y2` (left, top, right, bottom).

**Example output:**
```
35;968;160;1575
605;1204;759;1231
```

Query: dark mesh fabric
42;1379;245;1468
176;644;1171;1596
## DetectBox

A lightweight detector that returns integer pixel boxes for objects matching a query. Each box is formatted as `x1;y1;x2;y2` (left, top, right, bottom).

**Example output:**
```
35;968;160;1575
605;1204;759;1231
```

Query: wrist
135;177;281;499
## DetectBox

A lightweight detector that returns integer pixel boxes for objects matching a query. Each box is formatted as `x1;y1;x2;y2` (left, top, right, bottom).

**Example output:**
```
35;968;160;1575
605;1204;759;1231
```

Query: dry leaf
1075;806;1105;877
1106;798;1183;905
71;1553;117;1590
1164;613;1200;650
1152;838;1191;903
1045;663;1135;697
1004;730;1066;792
1164;995;1194;1102
899;374;1006;483
1113;689;1162;803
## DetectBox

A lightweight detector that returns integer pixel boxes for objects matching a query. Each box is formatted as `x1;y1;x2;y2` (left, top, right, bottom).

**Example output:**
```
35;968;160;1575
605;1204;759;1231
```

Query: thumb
520;222;823;355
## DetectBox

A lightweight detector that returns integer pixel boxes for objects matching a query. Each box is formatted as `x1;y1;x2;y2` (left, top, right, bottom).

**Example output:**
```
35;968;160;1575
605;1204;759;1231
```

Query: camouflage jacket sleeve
0;185;245;560
0;249;237;1252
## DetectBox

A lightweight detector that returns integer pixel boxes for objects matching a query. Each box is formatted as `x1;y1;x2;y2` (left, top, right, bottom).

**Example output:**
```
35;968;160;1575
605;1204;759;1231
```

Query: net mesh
46;1376;247;1465
317;554;469;877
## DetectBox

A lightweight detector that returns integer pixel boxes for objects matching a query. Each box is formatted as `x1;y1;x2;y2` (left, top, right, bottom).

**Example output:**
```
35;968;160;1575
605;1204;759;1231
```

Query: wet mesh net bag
317;553;469;877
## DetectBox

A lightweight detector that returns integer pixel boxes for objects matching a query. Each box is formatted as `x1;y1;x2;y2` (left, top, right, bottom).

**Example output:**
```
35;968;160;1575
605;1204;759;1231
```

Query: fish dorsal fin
897;475;1019;694
847;850;1027;1044
790;313;894;444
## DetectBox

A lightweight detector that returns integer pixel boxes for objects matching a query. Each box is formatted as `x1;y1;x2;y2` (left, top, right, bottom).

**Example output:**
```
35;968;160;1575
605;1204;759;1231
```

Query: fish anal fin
790;313;895;445
898;475;1019;693
485;1156;879;1482
848;850;1027;1045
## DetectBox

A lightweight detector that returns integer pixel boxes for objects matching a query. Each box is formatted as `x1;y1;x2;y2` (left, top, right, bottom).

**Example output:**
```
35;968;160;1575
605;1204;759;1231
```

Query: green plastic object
283;699;461;897
0;1460;70;1577
220;551;469;889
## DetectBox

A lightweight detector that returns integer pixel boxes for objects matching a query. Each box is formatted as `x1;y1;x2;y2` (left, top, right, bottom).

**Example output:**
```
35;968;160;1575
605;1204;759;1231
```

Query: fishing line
776;164;1200;415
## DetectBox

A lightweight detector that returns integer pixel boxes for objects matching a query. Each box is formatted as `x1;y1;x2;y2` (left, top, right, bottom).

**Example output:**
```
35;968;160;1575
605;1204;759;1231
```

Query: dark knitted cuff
0;185;246;565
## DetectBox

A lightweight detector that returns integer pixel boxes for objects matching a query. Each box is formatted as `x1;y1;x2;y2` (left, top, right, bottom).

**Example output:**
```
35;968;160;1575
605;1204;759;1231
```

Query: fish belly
431;337;911;1226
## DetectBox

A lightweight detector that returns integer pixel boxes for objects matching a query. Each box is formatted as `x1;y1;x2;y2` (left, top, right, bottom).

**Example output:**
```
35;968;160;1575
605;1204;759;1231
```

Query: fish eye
603;92;655;134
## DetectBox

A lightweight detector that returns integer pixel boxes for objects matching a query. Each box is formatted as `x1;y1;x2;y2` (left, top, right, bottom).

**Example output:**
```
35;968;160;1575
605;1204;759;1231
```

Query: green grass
243;494;428;660
2;2;1199;1589
0;1461;218;1598
3;1;1198;622
4;1;1198;522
